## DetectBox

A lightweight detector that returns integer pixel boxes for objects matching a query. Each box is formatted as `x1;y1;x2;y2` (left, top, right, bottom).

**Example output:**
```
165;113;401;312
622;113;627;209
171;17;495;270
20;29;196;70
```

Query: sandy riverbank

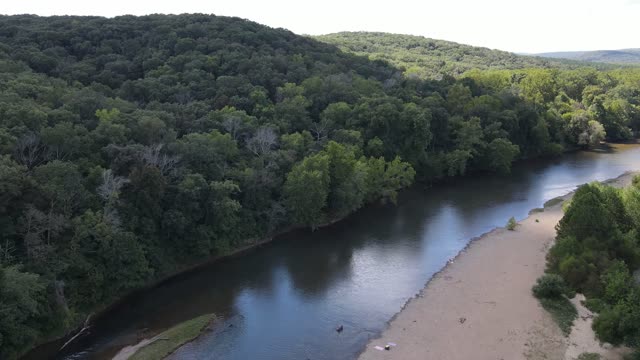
358;172;636;360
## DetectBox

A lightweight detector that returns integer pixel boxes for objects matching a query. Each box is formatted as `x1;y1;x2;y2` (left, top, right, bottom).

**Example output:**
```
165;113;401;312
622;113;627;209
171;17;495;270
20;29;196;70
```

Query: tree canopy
0;14;639;359
544;180;640;353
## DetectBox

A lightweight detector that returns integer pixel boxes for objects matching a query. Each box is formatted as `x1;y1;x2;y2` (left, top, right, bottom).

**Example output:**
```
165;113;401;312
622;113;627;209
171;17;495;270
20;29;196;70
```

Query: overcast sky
3;0;639;53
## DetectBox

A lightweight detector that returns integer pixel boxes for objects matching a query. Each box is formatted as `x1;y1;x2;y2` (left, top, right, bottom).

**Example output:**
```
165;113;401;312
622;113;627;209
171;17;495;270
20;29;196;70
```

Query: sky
2;0;639;53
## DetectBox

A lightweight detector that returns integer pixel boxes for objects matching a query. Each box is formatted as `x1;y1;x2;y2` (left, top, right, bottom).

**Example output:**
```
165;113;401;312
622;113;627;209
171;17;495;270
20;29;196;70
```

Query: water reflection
30;144;640;360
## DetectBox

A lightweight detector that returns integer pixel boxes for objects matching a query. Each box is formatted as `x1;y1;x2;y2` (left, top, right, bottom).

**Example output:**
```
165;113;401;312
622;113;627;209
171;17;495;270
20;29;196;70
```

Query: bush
558;255;590;292
506;216;517;230
593;307;625;345
532;274;567;299
583;298;606;313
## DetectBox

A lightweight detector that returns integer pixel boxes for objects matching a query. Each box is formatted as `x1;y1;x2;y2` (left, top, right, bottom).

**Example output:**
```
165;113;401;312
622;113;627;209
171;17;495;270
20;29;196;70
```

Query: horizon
2;0;639;54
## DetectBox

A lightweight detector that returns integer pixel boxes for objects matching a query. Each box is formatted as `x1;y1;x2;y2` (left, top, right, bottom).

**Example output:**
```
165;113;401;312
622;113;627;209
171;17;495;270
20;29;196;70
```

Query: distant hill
315;32;611;79
536;49;640;64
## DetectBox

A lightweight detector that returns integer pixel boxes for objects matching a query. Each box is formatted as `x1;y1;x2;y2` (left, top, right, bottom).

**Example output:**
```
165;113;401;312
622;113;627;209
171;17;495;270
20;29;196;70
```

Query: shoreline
357;171;636;360
27;147;594;357
22;202;370;358
24;162;637;359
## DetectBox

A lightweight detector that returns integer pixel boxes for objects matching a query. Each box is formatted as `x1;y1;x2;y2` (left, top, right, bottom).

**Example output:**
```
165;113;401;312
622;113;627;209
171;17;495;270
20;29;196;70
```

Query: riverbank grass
532;274;577;335
577;353;601;360
544;197;565;208
130;314;215;360
538;296;577;336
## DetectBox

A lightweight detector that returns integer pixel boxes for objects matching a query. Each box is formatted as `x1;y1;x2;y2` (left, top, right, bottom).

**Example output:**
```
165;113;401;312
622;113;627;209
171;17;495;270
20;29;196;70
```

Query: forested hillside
315;32;615;79
1;14;640;359
537;49;640;64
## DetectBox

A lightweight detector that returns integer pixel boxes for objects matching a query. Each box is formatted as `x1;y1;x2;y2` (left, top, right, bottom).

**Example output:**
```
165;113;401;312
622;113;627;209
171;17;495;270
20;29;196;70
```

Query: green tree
324;141;367;216
486;138;520;174
284;153;330;228
0;156;26;214
557;184;616;242
446;84;472;114
33;160;88;216
365;156;416;204
0;266;46;360
174;130;238;180
65;210;151;309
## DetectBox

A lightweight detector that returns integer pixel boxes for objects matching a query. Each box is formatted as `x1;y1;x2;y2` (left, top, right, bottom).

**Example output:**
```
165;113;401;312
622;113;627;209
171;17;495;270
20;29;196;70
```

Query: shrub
584;298;606;313
558;255;590;291
506;216;517;230
593;307;625;345
602;261;632;304
532;274;567;299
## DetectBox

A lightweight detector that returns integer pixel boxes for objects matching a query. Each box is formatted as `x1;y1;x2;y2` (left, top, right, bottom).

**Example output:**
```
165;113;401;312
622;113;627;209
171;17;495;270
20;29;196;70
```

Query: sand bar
358;172;635;360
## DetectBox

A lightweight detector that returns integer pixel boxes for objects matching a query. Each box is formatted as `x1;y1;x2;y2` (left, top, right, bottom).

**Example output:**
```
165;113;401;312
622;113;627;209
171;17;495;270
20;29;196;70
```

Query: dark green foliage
506;216;518;230
593;306;627;345
0;14;639;358
584;298;606;313
549;184;640;295
0;266;50;360
532;274;567;299
284;153;331;227
557;184;618;241
544;181;640;350
486;138;520;174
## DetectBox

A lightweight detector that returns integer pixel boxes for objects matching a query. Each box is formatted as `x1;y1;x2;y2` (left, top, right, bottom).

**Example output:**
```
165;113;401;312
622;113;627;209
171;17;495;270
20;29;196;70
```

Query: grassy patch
538;296;577;336
543;197;564;208
577;353;601;360
130;314;215;360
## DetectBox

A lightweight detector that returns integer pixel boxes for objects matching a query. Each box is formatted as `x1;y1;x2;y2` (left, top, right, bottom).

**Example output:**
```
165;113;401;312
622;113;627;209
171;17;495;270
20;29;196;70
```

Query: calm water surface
32;144;640;360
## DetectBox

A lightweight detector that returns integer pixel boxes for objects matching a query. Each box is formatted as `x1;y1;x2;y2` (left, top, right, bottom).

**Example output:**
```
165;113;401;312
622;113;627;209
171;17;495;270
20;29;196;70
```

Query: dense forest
316;32;623;79
1;14;640;359
535;178;640;357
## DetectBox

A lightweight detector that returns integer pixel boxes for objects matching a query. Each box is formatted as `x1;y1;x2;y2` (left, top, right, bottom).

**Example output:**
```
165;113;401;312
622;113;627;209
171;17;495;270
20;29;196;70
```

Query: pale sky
2;0;639;53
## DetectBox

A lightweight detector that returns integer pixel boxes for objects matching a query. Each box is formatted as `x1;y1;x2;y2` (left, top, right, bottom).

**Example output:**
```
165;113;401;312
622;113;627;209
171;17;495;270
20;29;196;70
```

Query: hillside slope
537;49;640;64
315;32;612;78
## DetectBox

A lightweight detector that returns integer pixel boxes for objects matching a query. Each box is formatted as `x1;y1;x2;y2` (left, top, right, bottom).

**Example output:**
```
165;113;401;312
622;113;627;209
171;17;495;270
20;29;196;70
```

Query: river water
31;144;640;360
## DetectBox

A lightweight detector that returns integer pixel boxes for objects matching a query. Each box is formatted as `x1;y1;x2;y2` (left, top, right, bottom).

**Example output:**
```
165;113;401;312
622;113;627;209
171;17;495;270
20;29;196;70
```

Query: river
29;144;640;360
